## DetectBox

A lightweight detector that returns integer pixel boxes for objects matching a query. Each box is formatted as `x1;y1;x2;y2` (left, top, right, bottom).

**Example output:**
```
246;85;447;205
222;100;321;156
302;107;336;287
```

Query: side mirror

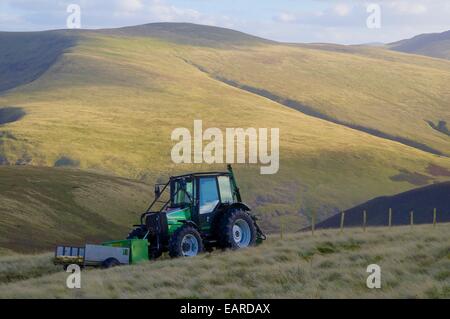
154;185;161;198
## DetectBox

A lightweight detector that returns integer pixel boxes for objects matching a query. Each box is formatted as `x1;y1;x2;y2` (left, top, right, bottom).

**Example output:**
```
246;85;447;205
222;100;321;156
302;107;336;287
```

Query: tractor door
196;176;220;231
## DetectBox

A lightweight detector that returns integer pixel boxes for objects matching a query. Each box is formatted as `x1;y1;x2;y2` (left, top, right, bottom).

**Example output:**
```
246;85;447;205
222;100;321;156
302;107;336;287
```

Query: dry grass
0;223;448;299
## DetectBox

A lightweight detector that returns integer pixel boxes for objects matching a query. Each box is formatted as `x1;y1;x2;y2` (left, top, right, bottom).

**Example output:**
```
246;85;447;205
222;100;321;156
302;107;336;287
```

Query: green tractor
127;165;266;258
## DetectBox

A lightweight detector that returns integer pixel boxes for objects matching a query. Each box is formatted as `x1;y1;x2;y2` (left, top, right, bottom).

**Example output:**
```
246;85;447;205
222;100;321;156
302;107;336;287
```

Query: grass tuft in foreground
0;223;448;299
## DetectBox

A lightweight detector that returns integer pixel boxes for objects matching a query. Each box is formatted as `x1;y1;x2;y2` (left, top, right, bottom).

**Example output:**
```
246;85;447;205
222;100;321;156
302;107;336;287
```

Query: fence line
307;208;442;235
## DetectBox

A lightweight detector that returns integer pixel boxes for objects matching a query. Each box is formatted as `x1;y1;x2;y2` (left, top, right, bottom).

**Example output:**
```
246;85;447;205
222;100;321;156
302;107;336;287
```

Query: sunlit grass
0;223;448;298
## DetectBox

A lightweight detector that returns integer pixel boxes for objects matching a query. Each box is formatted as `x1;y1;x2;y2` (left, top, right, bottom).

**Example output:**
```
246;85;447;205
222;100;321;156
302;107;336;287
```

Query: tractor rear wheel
169;225;203;258
218;209;257;249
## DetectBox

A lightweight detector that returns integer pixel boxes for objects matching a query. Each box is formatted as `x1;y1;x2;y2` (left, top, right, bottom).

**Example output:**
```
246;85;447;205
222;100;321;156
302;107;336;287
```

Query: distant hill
389;30;450;60
97;22;273;47
315;181;450;229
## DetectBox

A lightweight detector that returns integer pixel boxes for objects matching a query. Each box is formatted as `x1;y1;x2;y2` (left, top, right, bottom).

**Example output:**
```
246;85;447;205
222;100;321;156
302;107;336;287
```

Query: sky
0;0;449;44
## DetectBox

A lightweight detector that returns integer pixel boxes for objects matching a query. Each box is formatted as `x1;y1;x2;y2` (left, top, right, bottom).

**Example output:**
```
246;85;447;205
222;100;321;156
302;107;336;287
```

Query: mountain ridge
389;29;450;60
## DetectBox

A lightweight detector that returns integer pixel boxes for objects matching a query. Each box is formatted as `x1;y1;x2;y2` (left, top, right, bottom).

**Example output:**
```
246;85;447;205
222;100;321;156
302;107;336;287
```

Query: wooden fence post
280;214;284;240
410;210;414;227
311;211;315;236
340;211;345;232
388;208;392;228
363;210;367;232
433;208;437;227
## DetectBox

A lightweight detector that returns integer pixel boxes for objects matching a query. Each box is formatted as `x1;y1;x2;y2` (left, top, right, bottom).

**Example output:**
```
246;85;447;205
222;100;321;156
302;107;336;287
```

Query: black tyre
169;225;203;258
149;247;163;260
102;258;121;269
126;226;146;239
218;209;257;249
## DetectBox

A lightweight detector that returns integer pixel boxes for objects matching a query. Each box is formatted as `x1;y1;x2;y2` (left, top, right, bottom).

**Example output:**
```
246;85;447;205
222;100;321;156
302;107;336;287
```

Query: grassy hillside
0;223;448;298
0;166;150;253
389;30;450;60
1;24;450;236
185;42;450;156
99;22;273;47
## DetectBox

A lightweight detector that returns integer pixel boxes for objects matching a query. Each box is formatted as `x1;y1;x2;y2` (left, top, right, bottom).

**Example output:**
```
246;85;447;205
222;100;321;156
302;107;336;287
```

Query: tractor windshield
172;178;193;207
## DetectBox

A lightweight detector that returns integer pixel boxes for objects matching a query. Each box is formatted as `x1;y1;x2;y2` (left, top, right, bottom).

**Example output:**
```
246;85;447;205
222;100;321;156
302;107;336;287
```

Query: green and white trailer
54;239;149;269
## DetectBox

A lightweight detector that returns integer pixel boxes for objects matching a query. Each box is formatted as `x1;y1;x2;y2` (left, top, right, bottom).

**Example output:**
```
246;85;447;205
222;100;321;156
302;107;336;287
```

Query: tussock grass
0;223;448;299
0;253;59;284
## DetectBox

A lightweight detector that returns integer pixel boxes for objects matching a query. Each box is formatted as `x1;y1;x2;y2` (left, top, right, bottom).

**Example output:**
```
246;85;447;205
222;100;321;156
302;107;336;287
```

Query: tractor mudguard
178;220;200;230
228;202;251;212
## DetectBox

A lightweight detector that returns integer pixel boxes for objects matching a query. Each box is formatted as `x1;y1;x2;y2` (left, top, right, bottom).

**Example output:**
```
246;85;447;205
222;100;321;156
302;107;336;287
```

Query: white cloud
147;0;201;22
274;12;297;23
334;3;352;17
387;1;428;15
116;0;143;13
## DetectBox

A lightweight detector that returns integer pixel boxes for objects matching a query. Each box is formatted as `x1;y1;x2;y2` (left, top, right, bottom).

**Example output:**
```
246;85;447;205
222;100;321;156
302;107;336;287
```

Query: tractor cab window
199;177;220;214
172;178;193;207
218;176;234;203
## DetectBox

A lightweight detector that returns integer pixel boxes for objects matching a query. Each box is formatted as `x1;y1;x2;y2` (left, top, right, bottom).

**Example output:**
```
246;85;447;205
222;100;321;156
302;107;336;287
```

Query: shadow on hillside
314;181;450;229
427;120;450;137
0;107;25;125
0;31;77;93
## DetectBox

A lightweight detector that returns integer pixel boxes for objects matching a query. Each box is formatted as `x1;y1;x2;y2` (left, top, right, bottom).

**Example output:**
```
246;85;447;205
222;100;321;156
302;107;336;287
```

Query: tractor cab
128;165;265;258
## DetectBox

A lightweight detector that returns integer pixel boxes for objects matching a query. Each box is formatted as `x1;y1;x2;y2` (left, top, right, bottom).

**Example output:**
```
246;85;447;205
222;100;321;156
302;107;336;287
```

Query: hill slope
1;23;450;235
185;42;450;157
0;224;448;298
315;181;450;229
389;30;450;60
0;31;76;93
98;22;273;47
0;166;150;253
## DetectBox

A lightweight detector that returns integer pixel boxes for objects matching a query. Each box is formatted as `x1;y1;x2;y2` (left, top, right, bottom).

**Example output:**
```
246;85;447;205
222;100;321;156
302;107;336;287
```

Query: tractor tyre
126;226;146;239
148;247;163;260
218;209;257;249
169;225;204;258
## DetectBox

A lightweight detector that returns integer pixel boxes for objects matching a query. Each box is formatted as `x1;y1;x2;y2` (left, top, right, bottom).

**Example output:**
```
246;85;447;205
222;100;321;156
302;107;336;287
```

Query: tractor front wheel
169;225;204;258
219;209;257;249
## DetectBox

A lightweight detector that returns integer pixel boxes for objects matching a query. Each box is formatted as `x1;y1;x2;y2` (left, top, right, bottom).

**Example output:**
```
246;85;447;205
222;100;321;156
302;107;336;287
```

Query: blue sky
1;0;450;44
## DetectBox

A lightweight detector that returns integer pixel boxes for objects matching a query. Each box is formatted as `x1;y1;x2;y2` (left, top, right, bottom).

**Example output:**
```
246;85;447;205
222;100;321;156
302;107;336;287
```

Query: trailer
54;239;149;269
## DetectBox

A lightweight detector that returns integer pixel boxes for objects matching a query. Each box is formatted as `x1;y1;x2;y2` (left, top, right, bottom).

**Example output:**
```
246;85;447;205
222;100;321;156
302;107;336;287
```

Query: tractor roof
171;171;230;179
